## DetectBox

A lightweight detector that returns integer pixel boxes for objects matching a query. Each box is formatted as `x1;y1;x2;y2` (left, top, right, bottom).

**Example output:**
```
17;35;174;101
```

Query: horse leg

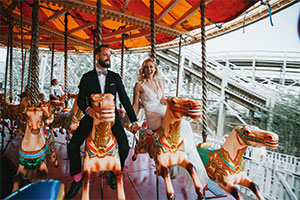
115;170;125;200
82;171;90;200
240;178;265;200
218;182;244;200
157;163;175;200
179;158;204;198
12;165;26;192
38;162;48;180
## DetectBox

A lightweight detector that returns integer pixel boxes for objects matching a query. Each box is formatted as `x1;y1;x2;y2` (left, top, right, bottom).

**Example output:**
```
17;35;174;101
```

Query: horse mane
161;105;175;138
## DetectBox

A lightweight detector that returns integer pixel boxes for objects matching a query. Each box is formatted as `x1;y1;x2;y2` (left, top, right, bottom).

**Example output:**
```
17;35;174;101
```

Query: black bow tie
98;70;108;76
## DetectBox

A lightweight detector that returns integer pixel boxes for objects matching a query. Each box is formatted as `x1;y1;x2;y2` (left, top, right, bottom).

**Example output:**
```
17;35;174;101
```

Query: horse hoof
167;193;175;200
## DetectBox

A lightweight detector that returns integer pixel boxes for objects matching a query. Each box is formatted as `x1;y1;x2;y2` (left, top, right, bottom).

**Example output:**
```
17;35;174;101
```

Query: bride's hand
131;122;140;134
160;98;167;105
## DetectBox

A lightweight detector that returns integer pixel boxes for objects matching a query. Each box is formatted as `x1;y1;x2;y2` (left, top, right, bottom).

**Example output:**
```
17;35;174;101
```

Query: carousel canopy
0;0;295;53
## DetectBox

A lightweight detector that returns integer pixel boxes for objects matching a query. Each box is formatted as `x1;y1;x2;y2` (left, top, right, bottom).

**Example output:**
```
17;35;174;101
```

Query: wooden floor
1;130;235;200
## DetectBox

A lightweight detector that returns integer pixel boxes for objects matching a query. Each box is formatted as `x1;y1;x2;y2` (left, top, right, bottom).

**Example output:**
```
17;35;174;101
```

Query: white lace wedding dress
139;81;209;192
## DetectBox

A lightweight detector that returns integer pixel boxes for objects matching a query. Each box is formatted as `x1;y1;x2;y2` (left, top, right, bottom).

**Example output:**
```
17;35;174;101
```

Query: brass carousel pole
50;43;55;83
20;2;25;93
200;0;208;143
96;0;102;47
176;36;182;97
9;16;13;103
28;0;40;106
120;34;125;80
64;13;68;106
150;0;156;61
150;1;159;199
96;1;105;199
1;17;12;152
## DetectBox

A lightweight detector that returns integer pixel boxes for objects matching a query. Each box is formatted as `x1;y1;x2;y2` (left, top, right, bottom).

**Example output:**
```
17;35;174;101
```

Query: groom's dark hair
94;44;110;55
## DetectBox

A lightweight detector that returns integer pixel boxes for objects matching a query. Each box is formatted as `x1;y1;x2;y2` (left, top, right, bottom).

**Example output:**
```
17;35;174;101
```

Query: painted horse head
231;125;279;150
25;107;48;135
91;93;115;123
162;97;201;138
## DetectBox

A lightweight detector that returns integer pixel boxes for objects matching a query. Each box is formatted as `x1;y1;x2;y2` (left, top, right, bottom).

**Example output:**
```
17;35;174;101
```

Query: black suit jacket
77;69;137;125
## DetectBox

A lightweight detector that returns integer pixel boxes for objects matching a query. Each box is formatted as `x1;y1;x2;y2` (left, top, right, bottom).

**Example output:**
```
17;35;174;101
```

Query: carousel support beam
121;0;130;12
150;0;156;61
171;2;201;28
69;20;97;34
105;31;150;44
156;0;180;23
96;0;102;47
102;26;138;40
29;0;40;106
200;0;208;142
40;8;70;26
171;0;212;28
64;13;69;102
4;0;20;15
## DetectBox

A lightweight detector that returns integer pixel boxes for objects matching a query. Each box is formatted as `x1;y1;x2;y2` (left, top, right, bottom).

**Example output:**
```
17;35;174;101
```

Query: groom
65;44;139;199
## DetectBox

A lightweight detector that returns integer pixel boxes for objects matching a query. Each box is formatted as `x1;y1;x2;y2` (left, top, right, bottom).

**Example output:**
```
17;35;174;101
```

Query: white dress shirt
96;68;107;94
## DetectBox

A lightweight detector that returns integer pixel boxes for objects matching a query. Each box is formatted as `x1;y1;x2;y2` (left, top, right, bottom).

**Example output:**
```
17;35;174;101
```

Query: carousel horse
0;94;31;136
132;97;204;199
12;106;59;192
42;93;82;136
82;93;125;200
197;125;279;200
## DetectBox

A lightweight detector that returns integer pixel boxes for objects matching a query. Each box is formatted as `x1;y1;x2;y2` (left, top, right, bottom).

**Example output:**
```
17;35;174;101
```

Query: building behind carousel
1;45;299;199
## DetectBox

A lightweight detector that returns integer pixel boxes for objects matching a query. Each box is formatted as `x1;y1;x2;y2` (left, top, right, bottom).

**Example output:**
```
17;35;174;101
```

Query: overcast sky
205;2;300;53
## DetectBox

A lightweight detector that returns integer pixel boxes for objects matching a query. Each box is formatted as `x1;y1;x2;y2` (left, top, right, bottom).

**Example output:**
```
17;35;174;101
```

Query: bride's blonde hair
138;58;159;82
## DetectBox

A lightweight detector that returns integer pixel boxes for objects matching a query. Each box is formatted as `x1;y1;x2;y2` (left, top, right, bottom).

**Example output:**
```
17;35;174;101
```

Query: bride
132;58;208;192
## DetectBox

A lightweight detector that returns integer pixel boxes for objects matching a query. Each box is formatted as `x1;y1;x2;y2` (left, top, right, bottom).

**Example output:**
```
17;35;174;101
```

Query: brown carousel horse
12;106;59;192
82;93;125;200
40;93;82;137
0;94;31;136
132;97;204;199
197;125;279;200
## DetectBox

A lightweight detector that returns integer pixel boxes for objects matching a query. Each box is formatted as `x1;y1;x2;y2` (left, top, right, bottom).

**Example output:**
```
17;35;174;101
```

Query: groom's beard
98;58;111;68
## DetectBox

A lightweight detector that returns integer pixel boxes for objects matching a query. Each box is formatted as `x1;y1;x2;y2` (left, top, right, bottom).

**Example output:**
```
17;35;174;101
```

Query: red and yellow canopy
0;0;268;52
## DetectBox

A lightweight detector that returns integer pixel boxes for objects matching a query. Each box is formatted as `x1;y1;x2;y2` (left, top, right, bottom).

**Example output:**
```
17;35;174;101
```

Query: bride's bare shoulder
134;82;144;92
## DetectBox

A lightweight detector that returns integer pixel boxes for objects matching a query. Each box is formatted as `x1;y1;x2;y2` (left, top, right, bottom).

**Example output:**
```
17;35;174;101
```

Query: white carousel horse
197;125;279;200
82;93;125;200
132;97;204;199
12;106;59;192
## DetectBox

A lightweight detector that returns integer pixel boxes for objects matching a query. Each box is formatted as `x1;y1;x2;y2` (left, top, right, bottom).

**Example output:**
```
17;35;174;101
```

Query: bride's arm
158;79;167;105
132;82;141;115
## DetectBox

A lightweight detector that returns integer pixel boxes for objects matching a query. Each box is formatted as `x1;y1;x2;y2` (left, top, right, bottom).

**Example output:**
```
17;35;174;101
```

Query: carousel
0;0;297;200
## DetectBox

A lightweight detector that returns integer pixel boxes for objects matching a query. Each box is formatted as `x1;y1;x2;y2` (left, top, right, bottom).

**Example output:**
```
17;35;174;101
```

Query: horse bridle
235;127;263;145
167;100;188;118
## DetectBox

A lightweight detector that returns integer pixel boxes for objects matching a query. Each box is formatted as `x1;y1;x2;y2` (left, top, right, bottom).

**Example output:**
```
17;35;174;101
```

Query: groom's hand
130;122;140;134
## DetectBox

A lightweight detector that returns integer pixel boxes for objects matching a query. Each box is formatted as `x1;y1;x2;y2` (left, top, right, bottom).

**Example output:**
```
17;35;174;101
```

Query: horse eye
244;130;250;135
171;100;176;105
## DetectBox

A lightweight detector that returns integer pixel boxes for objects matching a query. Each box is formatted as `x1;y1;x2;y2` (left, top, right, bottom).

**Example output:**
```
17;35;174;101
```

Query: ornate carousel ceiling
0;0;296;53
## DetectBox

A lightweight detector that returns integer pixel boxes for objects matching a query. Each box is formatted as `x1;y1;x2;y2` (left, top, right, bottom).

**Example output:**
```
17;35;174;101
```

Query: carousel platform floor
1;130;235;200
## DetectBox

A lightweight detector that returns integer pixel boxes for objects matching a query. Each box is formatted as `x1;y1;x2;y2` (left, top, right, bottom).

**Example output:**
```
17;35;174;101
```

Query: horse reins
235;127;263;145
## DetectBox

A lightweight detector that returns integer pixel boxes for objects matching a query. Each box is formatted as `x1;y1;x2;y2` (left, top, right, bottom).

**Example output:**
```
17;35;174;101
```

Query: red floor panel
1;131;235;200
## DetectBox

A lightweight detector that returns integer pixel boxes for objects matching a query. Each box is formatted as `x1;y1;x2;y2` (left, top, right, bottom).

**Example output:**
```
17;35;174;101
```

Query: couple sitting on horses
65;44;208;199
